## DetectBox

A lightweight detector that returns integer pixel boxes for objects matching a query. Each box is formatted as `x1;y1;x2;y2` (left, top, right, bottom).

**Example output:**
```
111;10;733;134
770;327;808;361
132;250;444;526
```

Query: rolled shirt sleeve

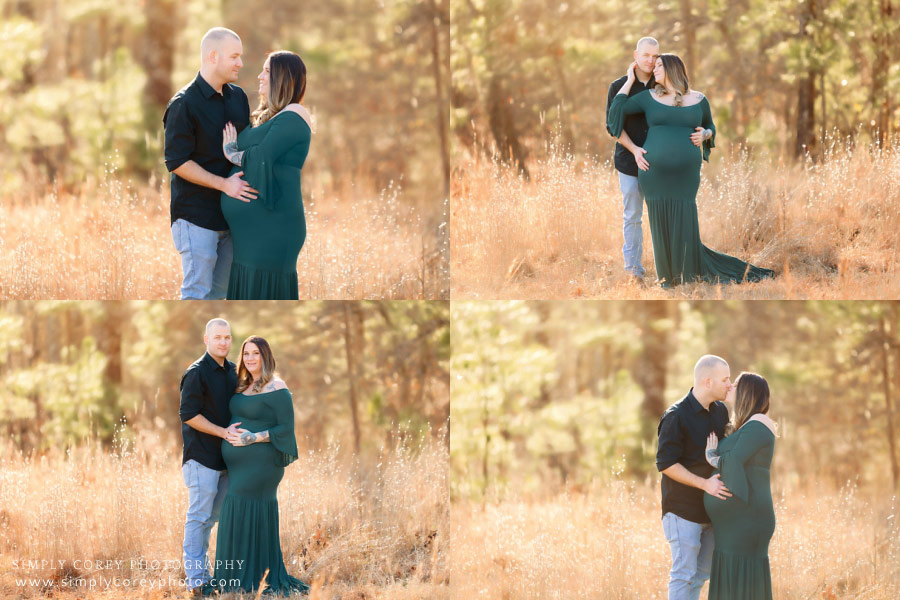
163;97;195;172
656;411;684;472
179;368;204;423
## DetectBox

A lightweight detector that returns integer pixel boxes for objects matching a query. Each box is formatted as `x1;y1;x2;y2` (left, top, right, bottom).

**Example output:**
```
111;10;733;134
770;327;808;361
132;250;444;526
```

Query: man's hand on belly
632;147;650;171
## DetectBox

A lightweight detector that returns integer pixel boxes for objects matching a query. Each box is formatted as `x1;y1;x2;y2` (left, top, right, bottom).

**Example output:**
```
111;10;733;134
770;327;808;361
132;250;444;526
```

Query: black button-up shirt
179;352;238;471
163;73;250;231
656;388;729;523
606;74;655;177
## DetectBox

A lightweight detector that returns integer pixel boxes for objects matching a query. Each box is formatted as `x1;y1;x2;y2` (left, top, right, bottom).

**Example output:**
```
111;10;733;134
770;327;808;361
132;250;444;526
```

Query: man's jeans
617;171;645;277
182;459;229;590
662;511;714;600
171;219;232;300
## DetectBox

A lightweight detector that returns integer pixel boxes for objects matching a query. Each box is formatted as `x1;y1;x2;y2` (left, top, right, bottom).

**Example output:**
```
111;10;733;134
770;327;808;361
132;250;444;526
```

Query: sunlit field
451;481;900;599
0;176;449;300
451;139;900;299
0;435;449;599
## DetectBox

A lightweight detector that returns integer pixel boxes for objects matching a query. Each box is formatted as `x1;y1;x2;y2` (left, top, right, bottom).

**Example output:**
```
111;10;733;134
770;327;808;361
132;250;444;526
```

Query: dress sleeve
238;113;311;210
605;80;623;137
266;390;299;467
700;97;716;163
607;92;646;138
716;422;772;503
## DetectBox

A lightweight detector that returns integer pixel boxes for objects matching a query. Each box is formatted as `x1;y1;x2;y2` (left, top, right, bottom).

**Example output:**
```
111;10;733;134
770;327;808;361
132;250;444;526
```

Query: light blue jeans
662;511;714;600
171;219;233;300
617;171;645;277
182;459;229;590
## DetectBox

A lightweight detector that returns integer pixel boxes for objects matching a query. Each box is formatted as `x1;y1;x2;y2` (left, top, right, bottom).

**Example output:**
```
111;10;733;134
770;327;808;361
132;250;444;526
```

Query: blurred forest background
451;300;900;498
3;0;449;198
1;0;450;300
0;300;450;455
451;0;900;166
449;0;900;300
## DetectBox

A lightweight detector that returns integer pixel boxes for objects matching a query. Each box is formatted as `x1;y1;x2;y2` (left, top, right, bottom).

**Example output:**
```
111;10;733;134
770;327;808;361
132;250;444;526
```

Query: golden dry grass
0;434;449;599
451;141;900;299
0;176;449;300
451;481;900;599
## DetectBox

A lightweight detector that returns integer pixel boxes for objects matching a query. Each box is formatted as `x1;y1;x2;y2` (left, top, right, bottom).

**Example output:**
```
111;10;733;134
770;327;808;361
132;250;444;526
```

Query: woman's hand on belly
223;422;248;445
229;429;271;447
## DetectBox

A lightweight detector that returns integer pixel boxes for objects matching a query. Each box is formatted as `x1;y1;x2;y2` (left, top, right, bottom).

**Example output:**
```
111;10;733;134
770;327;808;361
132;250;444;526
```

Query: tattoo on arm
224;141;244;166
238;430;270;445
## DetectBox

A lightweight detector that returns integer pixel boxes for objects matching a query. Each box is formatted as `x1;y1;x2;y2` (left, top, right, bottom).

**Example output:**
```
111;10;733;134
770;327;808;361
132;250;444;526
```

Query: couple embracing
179;318;308;596
164;27;312;301
657;355;779;600
606;37;775;289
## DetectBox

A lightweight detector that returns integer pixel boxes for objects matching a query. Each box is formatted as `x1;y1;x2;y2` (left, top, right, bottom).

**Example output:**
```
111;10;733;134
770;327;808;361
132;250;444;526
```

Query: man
605;37;659;283
164;28;256;300
656;355;733;600
179;318;244;595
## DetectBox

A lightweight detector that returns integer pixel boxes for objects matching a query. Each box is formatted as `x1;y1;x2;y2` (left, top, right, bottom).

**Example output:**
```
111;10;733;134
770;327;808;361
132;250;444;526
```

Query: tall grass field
452;140;900;299
451;481;900;599
0;177;449;300
0;436;449;599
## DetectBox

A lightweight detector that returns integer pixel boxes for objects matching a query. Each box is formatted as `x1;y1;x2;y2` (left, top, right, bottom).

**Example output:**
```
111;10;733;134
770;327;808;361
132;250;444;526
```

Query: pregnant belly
644;127;702;172
221;166;302;218
222;440;284;499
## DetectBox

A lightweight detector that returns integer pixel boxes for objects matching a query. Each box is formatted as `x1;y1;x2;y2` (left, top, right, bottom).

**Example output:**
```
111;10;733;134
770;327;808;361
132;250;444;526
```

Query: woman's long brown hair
654;53;690;106
252;50;307;126
235;335;277;394
732;372;771;432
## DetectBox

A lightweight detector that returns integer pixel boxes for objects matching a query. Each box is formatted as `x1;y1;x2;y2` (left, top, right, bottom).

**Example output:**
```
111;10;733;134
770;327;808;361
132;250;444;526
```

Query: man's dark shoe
629;273;648;288
188;581;218;597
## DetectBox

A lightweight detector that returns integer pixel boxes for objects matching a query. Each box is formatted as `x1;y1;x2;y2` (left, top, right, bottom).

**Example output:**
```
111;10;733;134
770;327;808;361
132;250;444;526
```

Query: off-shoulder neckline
271;109;312;132
237;388;290;397
644;90;706;109
742;414;778;436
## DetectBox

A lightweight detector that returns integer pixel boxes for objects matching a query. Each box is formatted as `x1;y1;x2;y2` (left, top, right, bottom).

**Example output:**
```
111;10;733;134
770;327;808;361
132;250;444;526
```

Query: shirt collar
202;351;227;371
195;72;231;99
686;388;708;413
635;74;656;91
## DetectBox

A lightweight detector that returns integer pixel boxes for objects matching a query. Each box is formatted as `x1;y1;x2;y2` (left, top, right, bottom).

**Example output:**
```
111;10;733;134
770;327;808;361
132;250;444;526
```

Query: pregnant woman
212;336;309;595
607;54;774;288
221;50;312;300
703;372;778;600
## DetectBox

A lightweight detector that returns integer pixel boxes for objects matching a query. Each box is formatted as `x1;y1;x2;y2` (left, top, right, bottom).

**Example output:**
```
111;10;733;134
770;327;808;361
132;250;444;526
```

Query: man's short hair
205;318;231;336
636;37;660;51
694;354;728;381
201;27;241;57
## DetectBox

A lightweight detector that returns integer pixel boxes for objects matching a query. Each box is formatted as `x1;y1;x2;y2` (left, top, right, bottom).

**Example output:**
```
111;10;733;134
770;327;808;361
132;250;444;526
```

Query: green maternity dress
213;389;309;595
608;90;774;287
221;111;311;299
703;420;776;600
